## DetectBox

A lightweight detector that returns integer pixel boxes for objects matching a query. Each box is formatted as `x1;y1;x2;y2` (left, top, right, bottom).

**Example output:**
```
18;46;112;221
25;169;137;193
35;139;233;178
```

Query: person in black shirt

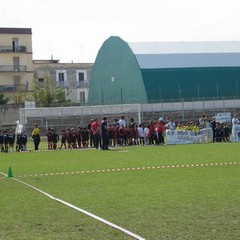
81;127;89;148
16;133;22;151
8;130;15;152
51;129;59;150
101;117;109;150
210;116;217;142
21;131;28;151
0;129;4;152
59;129;67;150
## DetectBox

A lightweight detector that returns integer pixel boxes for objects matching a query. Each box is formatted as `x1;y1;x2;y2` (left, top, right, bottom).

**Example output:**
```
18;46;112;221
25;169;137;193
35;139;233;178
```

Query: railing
0;46;27;53
0;65;27;72
20;97;240;120
0;84;29;92
54;81;89;88
75;81;89;88
55;81;70;88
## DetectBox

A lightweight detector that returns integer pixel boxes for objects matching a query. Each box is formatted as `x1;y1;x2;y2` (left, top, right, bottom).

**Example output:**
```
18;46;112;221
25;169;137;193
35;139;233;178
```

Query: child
51;129;59;150
21;131;28;151
59;129;67;150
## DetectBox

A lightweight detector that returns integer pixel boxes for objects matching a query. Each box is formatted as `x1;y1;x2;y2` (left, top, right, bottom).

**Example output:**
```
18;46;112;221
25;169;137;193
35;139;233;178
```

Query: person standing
167;118;176;130
32;123;40;150
51;129;59;150
70;128;77;148
88;119;94;148
148;120;155;145
143;124;150;145
59;129;67;150
46;128;53;150
21;131;28;151
137;124;144;145
101;117;109;150
91;118;101;149
3;130;9;152
118;115;126;128
231;114;240;142
210;116;217;142
157;118;165;145
81;127;89;148
7;130;15;152
199;114;206;128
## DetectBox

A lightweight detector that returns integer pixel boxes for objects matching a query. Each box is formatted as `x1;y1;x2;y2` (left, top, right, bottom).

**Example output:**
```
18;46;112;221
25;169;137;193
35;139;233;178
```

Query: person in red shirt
148;120;155;145
91;118;100;149
157;118;165;145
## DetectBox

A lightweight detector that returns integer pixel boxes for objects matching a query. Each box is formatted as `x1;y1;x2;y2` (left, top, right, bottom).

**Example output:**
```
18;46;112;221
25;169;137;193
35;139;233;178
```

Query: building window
78;72;84;81
76;70;87;82
56;69;68;88
76;70;87;87
13;57;20;71
80;91;85;103
37;78;44;88
59;72;65;82
12;38;19;52
13;76;20;86
56;69;67;82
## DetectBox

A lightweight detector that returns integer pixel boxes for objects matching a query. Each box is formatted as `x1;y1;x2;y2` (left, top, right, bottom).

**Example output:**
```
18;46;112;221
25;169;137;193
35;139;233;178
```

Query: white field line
16;161;240;178
0;171;145;240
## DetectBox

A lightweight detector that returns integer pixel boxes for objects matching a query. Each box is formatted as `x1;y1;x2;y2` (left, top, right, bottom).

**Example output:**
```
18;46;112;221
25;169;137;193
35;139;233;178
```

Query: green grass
1;143;240;239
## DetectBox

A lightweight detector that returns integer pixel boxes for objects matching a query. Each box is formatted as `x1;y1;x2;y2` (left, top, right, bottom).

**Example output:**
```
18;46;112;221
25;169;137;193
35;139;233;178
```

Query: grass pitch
0;143;240;240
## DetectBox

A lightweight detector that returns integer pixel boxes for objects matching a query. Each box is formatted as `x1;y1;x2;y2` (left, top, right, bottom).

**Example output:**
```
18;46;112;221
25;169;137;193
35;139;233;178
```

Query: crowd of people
0;113;240;152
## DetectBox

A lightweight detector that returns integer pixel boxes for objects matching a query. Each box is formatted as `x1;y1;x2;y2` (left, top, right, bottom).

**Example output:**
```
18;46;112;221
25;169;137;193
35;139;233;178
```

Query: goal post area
19;104;142;127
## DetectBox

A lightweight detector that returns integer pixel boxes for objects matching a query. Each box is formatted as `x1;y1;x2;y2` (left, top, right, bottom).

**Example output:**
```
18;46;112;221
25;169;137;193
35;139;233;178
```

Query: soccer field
1;143;240;240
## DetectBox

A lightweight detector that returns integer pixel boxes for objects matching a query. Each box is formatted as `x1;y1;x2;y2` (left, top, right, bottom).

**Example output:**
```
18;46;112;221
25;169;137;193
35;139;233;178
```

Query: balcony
75;81;89;88
0;46;27;53
0;84;29;93
55;81;70;88
0;65;27;72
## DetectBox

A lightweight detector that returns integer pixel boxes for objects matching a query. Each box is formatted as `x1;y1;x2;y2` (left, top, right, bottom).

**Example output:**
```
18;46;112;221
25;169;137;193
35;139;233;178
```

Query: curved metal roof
128;41;240;69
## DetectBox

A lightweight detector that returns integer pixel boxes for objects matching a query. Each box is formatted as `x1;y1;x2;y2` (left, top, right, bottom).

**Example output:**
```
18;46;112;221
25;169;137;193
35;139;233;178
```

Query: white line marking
0;171;145;240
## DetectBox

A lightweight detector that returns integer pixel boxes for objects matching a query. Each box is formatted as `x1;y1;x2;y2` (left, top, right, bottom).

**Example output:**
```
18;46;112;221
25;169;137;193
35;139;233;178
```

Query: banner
166;128;213;145
215;112;231;123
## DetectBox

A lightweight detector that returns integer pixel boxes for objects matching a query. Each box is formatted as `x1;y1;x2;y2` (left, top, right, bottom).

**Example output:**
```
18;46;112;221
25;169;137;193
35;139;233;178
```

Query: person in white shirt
137;124;144;145
232;114;240;142
167;118;176;130
199;115;205;128
143;125;149;145
118;116;126;128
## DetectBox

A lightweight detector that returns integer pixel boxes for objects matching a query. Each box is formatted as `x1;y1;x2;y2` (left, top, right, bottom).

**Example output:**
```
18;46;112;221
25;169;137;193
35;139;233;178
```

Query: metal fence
19;98;240;125
1;98;240;135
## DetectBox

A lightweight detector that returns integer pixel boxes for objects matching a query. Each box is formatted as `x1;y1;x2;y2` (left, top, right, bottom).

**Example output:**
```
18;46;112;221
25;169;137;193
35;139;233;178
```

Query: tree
0;92;10;104
33;70;71;107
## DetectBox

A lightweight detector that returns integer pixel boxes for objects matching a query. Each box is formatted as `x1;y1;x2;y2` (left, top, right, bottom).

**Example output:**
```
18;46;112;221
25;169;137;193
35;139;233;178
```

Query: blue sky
1;0;240;63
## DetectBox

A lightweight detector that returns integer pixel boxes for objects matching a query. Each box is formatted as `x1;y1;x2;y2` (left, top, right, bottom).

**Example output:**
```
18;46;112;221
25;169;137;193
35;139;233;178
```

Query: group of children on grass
0;113;239;152
0;129;27;153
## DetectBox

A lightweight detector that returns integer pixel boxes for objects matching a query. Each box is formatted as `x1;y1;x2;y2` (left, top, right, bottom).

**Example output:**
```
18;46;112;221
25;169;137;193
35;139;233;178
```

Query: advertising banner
215;112;231;123
166;128;213;145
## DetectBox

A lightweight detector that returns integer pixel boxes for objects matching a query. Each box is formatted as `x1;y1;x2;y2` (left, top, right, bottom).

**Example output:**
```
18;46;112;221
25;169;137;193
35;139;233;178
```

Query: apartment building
0;27;93;105
33;60;93;104
0;28;33;103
